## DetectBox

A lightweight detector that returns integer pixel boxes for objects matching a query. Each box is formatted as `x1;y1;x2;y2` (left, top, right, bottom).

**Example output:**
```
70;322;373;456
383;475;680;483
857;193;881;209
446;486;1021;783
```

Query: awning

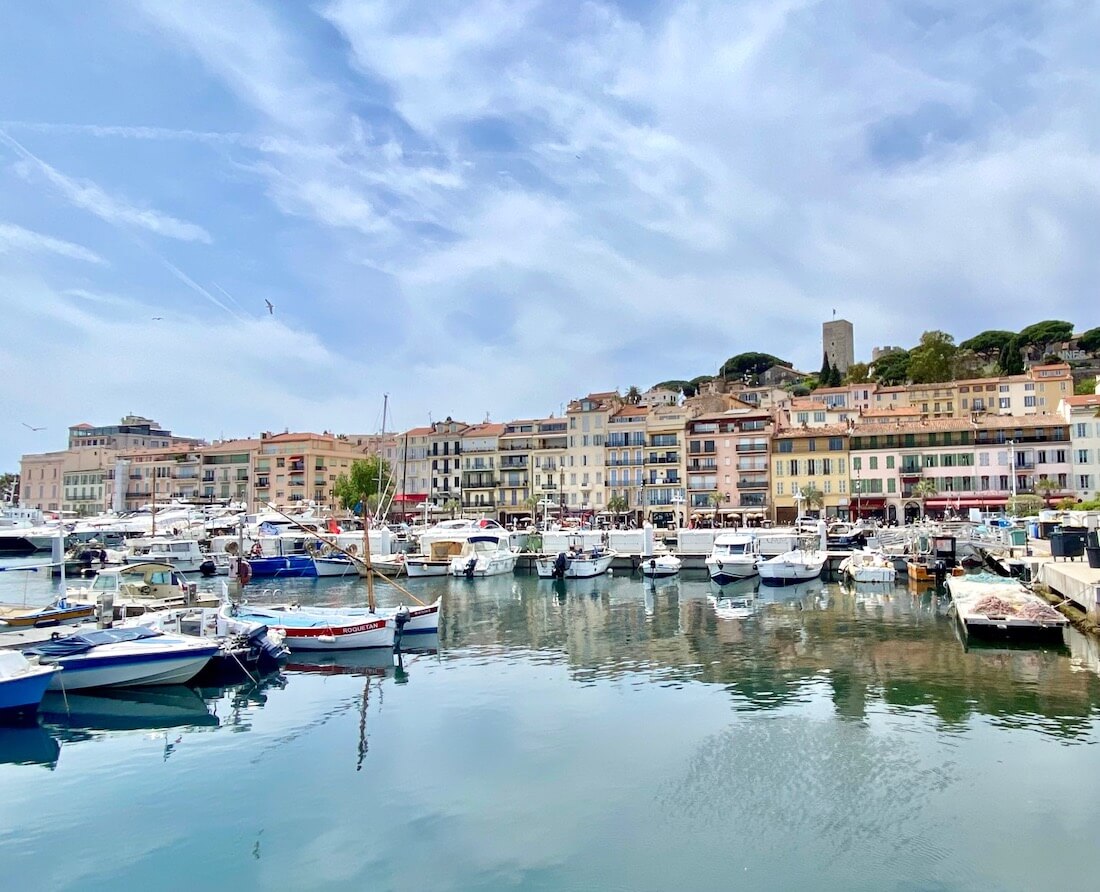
391;494;428;504
925;497;1007;508
851;497;886;505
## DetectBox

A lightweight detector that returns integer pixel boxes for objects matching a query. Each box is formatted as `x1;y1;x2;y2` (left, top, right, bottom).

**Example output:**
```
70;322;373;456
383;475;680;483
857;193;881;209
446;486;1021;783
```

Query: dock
946;576;1068;643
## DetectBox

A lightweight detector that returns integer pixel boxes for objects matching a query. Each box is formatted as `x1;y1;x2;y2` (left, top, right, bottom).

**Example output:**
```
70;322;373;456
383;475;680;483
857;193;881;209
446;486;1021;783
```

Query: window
887;479;896;493
869;456;878;470
828;437;843;451
777;440;793;453
813;411;826;423
1077;423;1089;438
796;412;809;424
1080;475;1093;490
999;398;1011;409
852;456;862;471
1079;449;1090;464
1024;396;1036;408
886;455;895;469
823;480;831;493
999;384;1009;393
980;452;990;466
808;440;817;452
776;482;784;495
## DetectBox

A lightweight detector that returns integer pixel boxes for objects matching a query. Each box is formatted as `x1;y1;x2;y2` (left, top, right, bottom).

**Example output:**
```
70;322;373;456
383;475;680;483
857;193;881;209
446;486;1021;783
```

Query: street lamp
1007;439;1017;508
854;470;862;521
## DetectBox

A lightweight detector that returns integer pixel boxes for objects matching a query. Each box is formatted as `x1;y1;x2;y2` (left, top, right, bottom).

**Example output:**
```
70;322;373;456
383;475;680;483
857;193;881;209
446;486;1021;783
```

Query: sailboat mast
151;465;157;537
377;393;388;522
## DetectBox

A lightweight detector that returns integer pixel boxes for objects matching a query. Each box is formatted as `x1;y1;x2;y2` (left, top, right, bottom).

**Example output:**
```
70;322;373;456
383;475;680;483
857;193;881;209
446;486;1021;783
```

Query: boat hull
225;608;395;650
312;557;359;577
264;600;441;636
0;665;60;718
705;557;758;586
42;647;218;690
246;555;317;578
0;604;96;628
404;560;450;578
758;551;826;587
640;556;681;578
534;553;615;579
450;555;518;577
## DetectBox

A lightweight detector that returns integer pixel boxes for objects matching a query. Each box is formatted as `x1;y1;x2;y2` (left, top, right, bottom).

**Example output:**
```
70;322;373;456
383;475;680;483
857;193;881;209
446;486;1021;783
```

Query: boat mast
151;465;157;537
377;393;388;523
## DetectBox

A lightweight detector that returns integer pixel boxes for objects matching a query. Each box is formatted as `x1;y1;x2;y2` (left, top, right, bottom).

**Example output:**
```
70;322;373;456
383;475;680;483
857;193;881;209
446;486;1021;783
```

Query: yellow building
253;432;366;509
771;425;850;522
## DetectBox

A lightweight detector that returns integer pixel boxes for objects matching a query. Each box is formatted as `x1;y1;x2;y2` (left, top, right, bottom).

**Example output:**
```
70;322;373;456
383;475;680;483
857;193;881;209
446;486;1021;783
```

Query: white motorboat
838;550;896;584
758;548;827;587
449;534;519;578
220;604;395;651
26;627;219;690
67;562;218;618
640;553;682;579
535;547;616;579
124;537;207;573
405;538;467;577
705;534;759;585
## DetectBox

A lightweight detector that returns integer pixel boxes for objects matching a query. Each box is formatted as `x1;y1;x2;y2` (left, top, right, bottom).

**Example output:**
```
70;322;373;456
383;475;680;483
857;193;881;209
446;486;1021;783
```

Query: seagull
265;299;274;315
151;316;163;321
21;422;45;431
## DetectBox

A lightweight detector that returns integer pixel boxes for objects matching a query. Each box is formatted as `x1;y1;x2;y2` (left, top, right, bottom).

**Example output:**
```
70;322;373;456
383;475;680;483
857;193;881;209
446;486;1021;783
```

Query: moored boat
449;534;519;578
0;651;61;720
0;594;96;628
705;534;759;585
758;548;826;587
640;553;682;579
268;598;441;636
26;627;220;690
535;546;616;579
839;550;896;584
220;605;395;651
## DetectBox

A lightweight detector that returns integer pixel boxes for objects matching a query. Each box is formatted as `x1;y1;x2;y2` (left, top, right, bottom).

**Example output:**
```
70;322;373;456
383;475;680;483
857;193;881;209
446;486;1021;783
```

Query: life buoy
238;559;253;586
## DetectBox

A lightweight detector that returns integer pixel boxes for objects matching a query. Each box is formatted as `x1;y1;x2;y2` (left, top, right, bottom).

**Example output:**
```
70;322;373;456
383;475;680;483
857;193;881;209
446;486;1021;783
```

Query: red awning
851;497;886;505
391;494;428;504
925;497;1006;508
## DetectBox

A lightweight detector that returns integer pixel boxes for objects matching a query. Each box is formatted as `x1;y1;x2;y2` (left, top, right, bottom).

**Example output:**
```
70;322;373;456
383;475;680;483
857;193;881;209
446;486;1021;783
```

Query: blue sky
2;0;1097;468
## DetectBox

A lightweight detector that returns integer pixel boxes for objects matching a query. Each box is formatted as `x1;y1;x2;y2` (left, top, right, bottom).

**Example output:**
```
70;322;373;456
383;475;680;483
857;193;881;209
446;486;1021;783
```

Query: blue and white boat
244;554;316;578
0;651;60;720
705;534;759;585
27;627;219;690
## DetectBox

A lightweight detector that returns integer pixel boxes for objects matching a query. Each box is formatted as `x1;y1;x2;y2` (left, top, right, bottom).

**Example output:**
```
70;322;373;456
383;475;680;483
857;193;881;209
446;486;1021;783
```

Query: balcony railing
737;479;769;490
735;443;767;453
607;458;644;466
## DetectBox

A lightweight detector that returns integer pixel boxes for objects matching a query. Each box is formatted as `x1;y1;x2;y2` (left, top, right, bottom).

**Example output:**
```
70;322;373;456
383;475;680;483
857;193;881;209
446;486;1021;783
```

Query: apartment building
606;404;648;521
532;417;569;516
1060;395;1100;501
460;423;504;514
200;439;258;509
427;419;469;509
643;404;690;526
497;419;537;523
849;414;1072;522
771;425;850;522
564;392;617;515
685;407;773;525
253;432;366;508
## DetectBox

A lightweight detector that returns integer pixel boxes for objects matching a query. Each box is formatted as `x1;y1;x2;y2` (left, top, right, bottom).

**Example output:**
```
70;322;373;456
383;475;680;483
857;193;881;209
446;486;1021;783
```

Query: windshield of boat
90;573;119;591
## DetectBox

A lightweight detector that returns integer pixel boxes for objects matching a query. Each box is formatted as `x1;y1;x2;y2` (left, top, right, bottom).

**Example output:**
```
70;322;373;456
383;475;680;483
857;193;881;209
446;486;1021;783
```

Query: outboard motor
393;608;410;653
932;559;948;591
552;552;568;580
464;557;478;579
199;559;217;578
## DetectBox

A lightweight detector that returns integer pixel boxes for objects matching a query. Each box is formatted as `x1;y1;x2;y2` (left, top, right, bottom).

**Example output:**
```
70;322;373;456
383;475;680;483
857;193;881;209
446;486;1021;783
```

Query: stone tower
823;318;854;374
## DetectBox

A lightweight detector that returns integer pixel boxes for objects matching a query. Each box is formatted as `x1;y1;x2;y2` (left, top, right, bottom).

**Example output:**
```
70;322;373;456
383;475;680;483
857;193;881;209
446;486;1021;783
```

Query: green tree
843;362;872;384
999;336;1024;375
872;349;910;385
907;330;957;383
1074;377;1097;395
1017;320;1074;349
798;483;824;515
607;494;628;515
624;385;642;405
1034;476;1059;506
0;472;18;504
1077;327;1100;353
719;352;789;381
951;348;987;380
652;379;696;397
1006;494;1043;516
819;351;831;382
690;374;716;392
331;457;392;514
828;363;842;387
707;490;723;520
911;478;937;519
444;498;460;519
959;329;1015;356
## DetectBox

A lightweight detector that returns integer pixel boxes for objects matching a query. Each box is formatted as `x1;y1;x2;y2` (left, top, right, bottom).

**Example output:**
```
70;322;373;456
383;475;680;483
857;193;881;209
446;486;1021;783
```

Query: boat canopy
28;626;163;657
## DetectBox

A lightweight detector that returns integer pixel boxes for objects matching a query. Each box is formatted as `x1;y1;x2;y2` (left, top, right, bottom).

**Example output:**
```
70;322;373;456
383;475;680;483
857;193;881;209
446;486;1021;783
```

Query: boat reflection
39;686;219;739
0;723;60;769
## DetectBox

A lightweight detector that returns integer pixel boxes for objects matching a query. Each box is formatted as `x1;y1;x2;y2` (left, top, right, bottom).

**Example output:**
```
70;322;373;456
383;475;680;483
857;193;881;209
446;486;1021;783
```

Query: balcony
899;466;923;478
501;457;528;468
256;477;270;488
606;458;644;466
648;456;679;464
1014;461;1036;470
687;460;718;471
735;443;767;453
687;444;716;455
737;479;769;490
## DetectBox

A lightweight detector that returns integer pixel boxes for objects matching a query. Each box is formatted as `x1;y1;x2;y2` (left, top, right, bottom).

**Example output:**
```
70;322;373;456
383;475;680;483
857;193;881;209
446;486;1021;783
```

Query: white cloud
0;222;105;264
0;131;212;243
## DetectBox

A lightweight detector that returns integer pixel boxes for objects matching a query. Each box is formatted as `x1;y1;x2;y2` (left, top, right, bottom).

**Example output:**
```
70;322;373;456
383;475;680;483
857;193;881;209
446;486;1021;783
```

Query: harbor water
3;565;1100;890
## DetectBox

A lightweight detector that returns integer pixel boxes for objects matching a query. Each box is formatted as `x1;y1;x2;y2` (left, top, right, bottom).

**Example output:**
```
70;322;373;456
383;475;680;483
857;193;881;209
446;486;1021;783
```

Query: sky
2;0;1098;469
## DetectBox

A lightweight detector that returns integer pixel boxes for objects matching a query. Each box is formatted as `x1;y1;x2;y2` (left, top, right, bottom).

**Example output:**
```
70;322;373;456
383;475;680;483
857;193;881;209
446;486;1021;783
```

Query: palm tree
911;478;937;520
799;483;824;516
444;498;460;519
1034;476;1058;507
624;385;642;405
707;491;723;526
607;494;628;515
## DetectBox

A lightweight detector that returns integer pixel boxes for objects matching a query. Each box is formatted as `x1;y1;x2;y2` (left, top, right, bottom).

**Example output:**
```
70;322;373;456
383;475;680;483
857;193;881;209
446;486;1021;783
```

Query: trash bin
1038;521;1059;539
1028;521;1040;540
1051;529;1086;560
1009;528;1027;548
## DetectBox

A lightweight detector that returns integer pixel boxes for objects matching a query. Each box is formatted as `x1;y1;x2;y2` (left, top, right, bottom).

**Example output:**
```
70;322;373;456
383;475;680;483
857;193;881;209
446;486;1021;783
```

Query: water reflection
0;723;60;769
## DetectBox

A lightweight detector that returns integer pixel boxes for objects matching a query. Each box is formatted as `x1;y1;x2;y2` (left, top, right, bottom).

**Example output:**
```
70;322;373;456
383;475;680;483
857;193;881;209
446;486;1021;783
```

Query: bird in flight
22;422;45;431
151;316;163;321
265;299;274;315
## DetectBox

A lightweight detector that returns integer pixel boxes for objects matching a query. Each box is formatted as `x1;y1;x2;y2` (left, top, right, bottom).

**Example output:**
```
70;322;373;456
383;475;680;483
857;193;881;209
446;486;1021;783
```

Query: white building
1060;394;1100;501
